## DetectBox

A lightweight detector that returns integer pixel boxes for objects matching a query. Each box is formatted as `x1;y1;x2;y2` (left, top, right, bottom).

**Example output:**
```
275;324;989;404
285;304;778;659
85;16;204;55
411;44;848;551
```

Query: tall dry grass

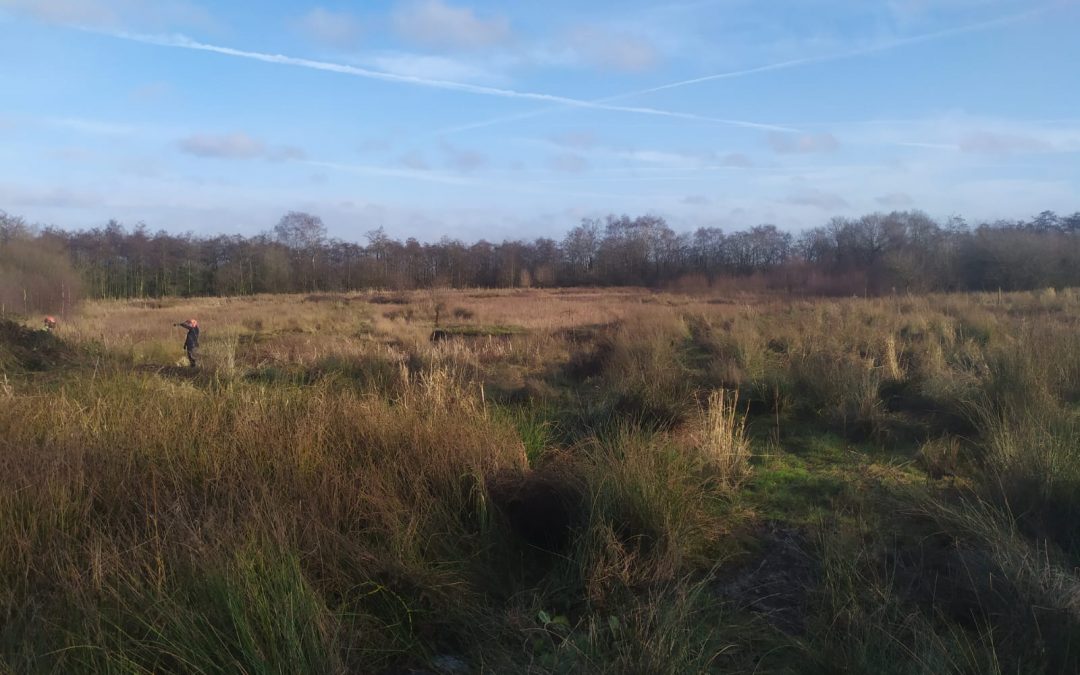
0;361;528;671
3;286;1080;672
694;390;752;490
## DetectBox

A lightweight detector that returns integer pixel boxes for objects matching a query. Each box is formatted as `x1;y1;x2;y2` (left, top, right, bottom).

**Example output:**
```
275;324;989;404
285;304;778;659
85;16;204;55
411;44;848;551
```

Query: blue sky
1;0;1078;241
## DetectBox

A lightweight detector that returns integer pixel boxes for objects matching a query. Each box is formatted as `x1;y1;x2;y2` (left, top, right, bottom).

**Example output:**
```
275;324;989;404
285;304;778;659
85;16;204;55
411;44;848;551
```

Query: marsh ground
3;287;1080;674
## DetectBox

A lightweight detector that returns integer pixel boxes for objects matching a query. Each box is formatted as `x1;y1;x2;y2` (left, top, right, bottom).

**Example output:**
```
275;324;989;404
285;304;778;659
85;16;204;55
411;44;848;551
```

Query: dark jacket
183;325;200;349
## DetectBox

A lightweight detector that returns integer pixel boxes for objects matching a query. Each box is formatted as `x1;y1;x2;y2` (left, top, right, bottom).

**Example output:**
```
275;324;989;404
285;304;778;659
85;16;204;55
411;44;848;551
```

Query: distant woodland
3;208;1079;313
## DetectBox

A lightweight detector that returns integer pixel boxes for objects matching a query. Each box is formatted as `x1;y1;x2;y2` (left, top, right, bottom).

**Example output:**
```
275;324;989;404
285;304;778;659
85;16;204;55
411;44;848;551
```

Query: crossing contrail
435;5;1055;136
99;30;798;133
611;5;1052;100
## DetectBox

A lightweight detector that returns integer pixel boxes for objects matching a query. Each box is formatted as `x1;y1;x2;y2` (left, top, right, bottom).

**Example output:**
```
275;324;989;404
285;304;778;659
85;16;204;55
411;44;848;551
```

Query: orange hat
44;316;57;324
188;319;198;328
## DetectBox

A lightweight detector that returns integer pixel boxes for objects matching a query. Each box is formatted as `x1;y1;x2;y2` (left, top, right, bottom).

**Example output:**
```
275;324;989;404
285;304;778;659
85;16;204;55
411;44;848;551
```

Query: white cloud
177;132;306;161
116;155;166;179
783;189;849;210
836;115;1080;155
539;134;737;170
49;146;96;162
129;81;172;102
303;159;479;186
0;183;103;208
357;138;392;154
440;140;487;172
613;148;706;167
886;0;1021;22
367;52;497;83
721;152;755;168
563;26;660;72
940;177;1077;224
768;132;841;154
2;0;111;25
958;131;1053;155
399;150;430;170
2;0;216;31
392;0;511;51
268;146;308;162
296;7;362;48
875;192;915;207
44;116;139;136
178;132;264;159
548;153;589;173
549;130;598;150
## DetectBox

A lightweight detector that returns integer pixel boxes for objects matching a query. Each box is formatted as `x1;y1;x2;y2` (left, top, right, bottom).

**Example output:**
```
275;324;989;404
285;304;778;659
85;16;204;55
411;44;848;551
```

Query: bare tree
561;219;600;283
274;211;327;291
0;211;31;245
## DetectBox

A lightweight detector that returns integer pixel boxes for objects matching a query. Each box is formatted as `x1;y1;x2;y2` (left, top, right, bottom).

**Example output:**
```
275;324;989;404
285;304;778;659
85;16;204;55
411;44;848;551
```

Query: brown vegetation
0;212;82;318
2;286;1079;673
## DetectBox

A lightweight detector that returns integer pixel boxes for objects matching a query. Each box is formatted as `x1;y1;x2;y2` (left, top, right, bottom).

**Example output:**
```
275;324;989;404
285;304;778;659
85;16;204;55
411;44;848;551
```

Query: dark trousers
186;346;198;368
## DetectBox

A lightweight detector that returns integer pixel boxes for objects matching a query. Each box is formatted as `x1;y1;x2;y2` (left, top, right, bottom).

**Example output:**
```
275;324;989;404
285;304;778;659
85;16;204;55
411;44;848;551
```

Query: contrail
302;160;483;187
100;30;797;133
612;6;1052;100
436;5;1055;136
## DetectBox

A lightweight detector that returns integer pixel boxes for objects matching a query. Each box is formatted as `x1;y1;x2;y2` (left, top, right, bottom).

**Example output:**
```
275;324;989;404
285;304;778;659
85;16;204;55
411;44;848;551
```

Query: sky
0;0;1078;242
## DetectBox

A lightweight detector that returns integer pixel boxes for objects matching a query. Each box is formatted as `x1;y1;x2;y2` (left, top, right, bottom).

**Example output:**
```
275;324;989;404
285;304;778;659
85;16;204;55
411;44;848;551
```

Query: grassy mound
0;319;75;372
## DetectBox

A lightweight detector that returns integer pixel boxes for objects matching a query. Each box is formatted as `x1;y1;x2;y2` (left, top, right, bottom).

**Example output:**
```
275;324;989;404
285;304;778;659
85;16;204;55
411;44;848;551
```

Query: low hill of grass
0;319;76;372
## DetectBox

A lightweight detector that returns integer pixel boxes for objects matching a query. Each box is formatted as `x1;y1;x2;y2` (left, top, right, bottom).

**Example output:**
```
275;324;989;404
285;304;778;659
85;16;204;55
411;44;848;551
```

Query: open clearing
3;287;1080;673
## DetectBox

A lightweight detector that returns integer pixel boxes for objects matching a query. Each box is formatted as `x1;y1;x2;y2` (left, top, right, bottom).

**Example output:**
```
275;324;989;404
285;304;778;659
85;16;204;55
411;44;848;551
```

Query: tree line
2;208;1079;313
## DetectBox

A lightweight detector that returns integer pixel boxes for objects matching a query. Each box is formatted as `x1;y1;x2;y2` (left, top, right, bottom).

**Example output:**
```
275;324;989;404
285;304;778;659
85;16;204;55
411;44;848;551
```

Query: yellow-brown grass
4;286;1080;672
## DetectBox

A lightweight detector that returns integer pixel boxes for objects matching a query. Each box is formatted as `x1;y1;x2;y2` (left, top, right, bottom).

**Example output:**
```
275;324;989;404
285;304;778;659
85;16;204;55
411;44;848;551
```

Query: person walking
175;319;200;368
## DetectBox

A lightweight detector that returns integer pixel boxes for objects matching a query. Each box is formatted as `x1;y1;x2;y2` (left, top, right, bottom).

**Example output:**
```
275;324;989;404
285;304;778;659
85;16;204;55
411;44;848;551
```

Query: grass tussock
694;389;752;490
